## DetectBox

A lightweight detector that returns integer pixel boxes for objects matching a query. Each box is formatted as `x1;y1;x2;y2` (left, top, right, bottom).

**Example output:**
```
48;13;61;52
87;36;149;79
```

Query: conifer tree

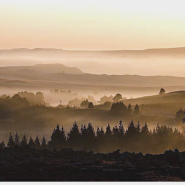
0;140;5;149
128;104;132;114
41;136;47;149
14;132;20;146
35;136;40;149
28;136;35;148
7;132;15;148
67;122;80;150
21;134;27;147
133;104;140;115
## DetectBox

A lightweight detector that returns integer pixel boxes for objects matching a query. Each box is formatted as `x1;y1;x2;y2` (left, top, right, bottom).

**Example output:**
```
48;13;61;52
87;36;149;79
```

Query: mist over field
1;47;185;76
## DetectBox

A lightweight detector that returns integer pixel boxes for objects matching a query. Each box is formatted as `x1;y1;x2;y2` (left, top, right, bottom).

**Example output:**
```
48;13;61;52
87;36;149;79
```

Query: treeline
111;102;140;115
2;121;185;154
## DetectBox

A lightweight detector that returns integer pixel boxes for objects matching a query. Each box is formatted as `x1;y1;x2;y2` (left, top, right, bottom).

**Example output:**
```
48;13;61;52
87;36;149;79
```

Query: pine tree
28;136;35;148
118;120;125;139
35;136;40;149
7;132;15;148
0;140;5;149
136;122;141;133
67;122;80;150
41;136;47;149
128;104;132;114
133;104;140;115
21;134;27;147
14;132;20;146
105;124;112;137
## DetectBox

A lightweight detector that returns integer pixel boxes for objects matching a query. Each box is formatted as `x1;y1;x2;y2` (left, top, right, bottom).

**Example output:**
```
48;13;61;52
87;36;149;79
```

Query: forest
2;121;185;154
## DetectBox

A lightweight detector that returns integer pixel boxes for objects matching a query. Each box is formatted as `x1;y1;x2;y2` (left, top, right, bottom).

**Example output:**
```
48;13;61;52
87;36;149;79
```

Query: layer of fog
1;56;185;76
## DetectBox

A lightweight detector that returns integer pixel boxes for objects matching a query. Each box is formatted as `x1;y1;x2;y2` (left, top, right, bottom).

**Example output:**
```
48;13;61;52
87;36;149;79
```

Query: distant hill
1;47;185;76
0;64;83;74
124;91;185;105
1;47;185;58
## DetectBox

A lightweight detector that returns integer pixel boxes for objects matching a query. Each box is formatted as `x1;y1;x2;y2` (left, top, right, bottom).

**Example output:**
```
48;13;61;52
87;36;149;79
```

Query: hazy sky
1;0;185;50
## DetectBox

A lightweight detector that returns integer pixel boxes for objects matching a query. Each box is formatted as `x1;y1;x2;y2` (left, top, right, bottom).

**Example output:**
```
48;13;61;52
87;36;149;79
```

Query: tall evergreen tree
28;136;35;148
34;136;40;149
7;132;15;148
41;136;47;149
14;132;20;146
21;134;27;147
133;104;140;115
128;104;132;114
67;122;80;150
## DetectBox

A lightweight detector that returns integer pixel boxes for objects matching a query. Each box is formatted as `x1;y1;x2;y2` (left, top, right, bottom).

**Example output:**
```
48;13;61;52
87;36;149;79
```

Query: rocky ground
0;148;185;181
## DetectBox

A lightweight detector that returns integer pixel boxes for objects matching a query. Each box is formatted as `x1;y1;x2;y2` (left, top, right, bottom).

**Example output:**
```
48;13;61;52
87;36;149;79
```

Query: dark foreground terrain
0;148;185;181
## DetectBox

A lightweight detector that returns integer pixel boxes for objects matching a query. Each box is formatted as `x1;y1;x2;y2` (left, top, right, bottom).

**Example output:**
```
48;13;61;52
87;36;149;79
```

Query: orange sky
1;0;185;50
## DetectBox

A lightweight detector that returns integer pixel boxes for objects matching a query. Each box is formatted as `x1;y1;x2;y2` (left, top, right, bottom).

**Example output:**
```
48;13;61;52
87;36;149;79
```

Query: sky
0;0;185;50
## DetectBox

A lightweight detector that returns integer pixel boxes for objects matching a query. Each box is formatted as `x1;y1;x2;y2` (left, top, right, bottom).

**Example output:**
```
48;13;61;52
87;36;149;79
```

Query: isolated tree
159;88;165;95
175;108;184;121
88;102;94;109
113;93;123;102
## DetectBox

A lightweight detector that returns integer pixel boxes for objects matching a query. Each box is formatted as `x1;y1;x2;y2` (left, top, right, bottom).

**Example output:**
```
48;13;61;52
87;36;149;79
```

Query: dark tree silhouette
21;135;27;147
159;88;165;95
34;136;40;149
113;93;123;102
7;132;15;148
111;102;128;115
14;132;20;146
28;137;35;148
41;136;47;149
67;122;81;150
175;108;184;121
80;100;89;108
133;104;140;115
88;102;94;109
128;103;132;114
0;140;5;149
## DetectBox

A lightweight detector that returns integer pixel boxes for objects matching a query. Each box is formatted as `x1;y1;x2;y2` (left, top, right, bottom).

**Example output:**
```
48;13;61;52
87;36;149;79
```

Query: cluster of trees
3;121;185;154
17;91;45;105
176;107;185;121
80;100;94;108
0;93;48;119
0;132;47;150
50;89;72;94
111;102;140;115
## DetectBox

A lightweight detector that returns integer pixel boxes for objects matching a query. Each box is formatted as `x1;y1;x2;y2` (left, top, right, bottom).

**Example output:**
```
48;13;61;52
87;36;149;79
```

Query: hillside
124;91;185;105
0;64;83;74
1;47;185;76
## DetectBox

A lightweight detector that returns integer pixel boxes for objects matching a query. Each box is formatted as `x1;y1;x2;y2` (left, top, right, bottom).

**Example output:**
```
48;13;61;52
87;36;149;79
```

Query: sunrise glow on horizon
1;0;185;50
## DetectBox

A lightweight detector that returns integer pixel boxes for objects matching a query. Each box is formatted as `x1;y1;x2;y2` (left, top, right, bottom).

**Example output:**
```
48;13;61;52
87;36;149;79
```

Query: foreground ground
0;148;185;181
